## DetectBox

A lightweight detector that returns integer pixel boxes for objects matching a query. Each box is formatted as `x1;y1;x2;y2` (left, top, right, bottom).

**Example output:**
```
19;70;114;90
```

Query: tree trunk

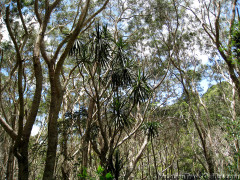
81;98;94;176
151;136;158;179
43;67;63;180
206;150;215;174
43;93;62;179
61;125;69;180
147;147;151;179
6;146;14;180
15;142;29;180
124;136;148;179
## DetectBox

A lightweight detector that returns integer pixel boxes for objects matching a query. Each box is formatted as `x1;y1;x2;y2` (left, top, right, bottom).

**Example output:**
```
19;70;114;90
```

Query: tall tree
0;0;109;179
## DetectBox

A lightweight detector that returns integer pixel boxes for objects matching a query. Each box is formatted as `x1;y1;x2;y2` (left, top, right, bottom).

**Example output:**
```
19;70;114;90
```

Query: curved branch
0;62;19;92
16;0;28;35
117;100;150;147
50;0;61;11
34;0;42;24
82;0;110;27
0;115;18;140
124;136;148;179
52;36;70;63
5;6;21;60
5;5;24;143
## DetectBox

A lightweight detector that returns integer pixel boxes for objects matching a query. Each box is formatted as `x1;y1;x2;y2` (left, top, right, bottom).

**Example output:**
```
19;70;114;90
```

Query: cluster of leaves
69;23;151;96
69;23;152;129
132;70;152;104
69;23;111;67
110;37;134;90
231;22;240;62
64;107;88;120
58;107;88;133
78;166;113;180
110;97;134;128
142;121;161;139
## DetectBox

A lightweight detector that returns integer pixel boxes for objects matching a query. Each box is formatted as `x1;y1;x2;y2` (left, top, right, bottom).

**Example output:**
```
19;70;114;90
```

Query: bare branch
83;0;110;27
55;0;91;74
125;136;148;179
0;115;18;140
0;62;18;92
50;0;62;11
16;0;28;35
34;0;42;24
5;6;21;60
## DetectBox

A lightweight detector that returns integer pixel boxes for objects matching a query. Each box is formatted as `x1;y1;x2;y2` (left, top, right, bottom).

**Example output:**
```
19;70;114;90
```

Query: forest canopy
0;0;240;179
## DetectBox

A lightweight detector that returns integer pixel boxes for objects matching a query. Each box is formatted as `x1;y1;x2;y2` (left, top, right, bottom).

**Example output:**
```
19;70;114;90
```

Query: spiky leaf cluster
110;97;133;128
142;121;161;139
69;23;111;67
131;69;152;104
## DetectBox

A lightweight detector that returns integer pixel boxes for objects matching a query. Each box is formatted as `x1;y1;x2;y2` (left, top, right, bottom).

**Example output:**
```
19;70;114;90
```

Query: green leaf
97;165;104;174
105;172;113;179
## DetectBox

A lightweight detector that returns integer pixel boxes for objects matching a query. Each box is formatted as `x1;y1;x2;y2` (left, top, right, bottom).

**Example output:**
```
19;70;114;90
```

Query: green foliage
78;167;89;179
111;36;135;90
105;173;113;179
231;21;240;62
186;70;202;81
142;121;161;139
78;166;113;180
132;69;152;104
97;165;113;180
97;165;104;174
69;23;111;67
110;62;133;91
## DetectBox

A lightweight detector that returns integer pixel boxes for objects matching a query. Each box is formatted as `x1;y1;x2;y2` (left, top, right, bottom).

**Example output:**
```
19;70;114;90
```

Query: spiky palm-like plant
110;97;134;129
132;69;152;105
69;23;111;67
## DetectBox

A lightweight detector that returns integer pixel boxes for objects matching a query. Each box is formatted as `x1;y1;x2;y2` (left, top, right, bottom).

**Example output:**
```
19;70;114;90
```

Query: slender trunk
231;86;240;172
165;146;168;176
192;118;215;174
177;160;179;176
124;136;148;179
151;136;158;179
6;146;14;180
43;67;63;180
188;100;215;175
6;111;17;180
81;98;94;176
206;152;214;174
61;124;69;180
147;147;151;178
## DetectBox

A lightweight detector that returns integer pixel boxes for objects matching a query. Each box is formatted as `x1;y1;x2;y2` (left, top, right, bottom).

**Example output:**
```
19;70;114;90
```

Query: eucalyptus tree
202;81;240;173
182;0;240;173
0;41;19;179
184;0;240;98
0;0;109;179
